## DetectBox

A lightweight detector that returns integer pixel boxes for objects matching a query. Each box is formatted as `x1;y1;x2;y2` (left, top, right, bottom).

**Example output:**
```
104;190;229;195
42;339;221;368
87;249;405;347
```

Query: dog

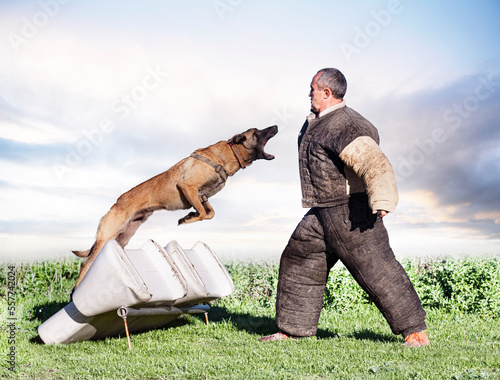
72;125;278;289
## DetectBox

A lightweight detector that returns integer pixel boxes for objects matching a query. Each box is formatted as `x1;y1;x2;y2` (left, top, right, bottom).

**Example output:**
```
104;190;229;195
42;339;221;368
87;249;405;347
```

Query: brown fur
72;126;278;289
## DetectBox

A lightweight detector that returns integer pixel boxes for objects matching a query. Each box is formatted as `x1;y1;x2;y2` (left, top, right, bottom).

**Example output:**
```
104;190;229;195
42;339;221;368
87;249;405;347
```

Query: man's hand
373;210;388;218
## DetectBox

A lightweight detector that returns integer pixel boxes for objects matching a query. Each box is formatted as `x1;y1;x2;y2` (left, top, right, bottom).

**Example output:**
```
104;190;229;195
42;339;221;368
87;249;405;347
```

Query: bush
1;257;499;318
0;260;79;299
404;258;500;317
320;258;500;317
223;263;279;309
322;266;371;311
221;258;500;318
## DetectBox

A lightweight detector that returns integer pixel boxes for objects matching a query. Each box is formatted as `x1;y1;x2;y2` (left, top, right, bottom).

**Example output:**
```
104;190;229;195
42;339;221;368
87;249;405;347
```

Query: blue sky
1;0;499;262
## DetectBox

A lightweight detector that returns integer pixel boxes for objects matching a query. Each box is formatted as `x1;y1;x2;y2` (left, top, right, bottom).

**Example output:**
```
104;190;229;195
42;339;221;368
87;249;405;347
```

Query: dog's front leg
202;201;215;220
178;201;215;225
177;182;208;225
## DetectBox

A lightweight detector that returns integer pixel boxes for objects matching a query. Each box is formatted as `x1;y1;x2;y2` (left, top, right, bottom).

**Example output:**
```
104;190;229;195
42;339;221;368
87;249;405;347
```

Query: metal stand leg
117;307;132;350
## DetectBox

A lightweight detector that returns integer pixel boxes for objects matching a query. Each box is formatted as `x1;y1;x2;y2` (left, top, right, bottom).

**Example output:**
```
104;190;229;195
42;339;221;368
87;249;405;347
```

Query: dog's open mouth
260;125;278;160
262;143;275;160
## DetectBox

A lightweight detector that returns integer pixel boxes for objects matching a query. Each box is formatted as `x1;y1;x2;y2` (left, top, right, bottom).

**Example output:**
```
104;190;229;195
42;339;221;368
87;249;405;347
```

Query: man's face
309;72;326;114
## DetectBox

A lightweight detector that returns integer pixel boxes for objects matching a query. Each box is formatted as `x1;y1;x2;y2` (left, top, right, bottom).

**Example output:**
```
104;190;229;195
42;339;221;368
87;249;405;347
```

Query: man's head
309;68;347;115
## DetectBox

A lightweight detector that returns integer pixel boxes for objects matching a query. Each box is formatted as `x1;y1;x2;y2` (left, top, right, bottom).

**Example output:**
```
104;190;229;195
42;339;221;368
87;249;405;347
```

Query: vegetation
0;257;499;379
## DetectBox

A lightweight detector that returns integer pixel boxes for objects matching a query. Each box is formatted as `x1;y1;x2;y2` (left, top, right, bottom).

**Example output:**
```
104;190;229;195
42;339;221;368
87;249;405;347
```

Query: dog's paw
178;212;199;225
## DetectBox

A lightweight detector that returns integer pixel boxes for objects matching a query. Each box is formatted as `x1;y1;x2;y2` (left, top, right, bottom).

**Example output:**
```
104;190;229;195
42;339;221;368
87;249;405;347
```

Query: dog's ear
231;133;247;144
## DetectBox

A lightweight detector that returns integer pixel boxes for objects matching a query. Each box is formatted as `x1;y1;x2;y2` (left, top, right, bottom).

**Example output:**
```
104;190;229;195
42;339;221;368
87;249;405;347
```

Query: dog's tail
72;243;95;258
72;249;91;258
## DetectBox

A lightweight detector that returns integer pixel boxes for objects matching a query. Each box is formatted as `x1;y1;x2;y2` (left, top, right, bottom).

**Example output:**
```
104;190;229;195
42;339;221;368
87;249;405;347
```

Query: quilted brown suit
275;101;427;337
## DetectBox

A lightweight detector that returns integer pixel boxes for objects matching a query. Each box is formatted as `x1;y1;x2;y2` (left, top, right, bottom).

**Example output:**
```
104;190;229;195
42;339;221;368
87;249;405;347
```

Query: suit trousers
275;197;427;337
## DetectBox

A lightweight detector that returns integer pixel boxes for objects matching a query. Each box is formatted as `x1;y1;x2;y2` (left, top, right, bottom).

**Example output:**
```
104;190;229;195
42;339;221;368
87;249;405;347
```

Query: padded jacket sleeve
339;136;399;212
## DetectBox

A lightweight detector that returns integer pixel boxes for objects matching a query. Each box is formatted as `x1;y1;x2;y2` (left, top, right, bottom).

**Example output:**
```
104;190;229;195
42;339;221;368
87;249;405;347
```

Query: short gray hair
317;68;347;99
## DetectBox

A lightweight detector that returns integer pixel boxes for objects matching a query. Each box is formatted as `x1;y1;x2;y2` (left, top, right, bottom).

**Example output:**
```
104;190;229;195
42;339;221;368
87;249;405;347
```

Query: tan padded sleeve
339;136;399;212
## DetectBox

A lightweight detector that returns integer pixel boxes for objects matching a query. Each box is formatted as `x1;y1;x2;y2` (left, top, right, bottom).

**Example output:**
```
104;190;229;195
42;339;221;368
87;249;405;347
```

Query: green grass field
1;258;499;379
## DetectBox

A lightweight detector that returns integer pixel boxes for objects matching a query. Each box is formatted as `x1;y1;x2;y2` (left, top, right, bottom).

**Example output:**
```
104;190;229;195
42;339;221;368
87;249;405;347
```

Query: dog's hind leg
115;210;153;247
73;204;136;290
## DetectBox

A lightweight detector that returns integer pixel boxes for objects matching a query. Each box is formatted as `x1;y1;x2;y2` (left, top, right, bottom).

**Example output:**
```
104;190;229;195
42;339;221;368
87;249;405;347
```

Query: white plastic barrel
37;239;234;345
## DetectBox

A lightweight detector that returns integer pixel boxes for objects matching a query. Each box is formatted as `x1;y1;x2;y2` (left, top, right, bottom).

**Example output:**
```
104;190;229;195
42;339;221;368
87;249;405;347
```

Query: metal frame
117;304;210;350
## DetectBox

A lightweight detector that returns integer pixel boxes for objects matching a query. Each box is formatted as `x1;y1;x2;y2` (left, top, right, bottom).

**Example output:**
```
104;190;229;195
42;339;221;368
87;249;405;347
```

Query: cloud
349;66;500;250
1;2;499;262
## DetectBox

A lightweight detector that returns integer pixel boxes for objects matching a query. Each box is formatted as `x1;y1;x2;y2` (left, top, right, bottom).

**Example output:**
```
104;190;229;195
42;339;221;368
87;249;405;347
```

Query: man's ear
231;133;247;144
323;87;331;99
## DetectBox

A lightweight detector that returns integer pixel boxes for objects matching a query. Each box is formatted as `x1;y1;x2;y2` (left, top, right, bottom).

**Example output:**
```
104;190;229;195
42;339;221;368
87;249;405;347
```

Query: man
260;68;429;347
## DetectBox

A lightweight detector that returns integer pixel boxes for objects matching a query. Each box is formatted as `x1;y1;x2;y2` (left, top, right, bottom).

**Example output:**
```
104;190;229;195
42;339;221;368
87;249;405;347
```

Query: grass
0;258;499;379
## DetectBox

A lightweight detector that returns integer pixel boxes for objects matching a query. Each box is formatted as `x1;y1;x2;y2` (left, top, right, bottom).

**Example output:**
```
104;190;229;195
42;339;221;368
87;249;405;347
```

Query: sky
0;0;499;263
